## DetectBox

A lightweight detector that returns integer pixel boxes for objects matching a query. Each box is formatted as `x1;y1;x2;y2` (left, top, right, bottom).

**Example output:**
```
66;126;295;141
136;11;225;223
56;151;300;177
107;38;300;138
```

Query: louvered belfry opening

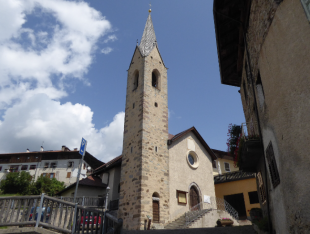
189;186;199;210
152;192;160;223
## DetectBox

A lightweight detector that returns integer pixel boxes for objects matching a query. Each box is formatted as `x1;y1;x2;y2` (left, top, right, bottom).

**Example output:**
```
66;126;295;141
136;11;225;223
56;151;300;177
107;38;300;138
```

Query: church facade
116;12;217;230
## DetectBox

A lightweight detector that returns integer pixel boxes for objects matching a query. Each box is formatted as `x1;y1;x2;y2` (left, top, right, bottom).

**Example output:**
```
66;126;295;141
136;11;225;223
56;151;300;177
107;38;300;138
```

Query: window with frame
177;190;187;204
10;165;19;172
248;191;259;204
50;162;57;169
0;166;2;171
266;142;280;188
257;172;267;203
224;162;230;172
29;165;36;170
44;162;49;168
68;161;74;168
42;173;47;177
212;160;217;169
49;173;55;179
21;165;28;171
133;71;139;91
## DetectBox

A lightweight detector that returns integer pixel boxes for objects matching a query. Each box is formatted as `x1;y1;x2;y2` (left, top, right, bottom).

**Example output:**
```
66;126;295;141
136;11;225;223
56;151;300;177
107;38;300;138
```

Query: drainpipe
214;4;272;234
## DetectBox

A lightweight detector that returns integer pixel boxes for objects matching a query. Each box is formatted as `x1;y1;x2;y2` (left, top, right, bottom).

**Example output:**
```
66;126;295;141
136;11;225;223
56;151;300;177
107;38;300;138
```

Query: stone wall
118;46;169;230
240;0;310;233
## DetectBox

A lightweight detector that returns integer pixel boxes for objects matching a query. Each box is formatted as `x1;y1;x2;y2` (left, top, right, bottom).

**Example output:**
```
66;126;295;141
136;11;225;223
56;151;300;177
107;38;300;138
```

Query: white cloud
103;35;117;43
0;0;112;109
101;47;113;54
0;0;123;163
0;93;124;162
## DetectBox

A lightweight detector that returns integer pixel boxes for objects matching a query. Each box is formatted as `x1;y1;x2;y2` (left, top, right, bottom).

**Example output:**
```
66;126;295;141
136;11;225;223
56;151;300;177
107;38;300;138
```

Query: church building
115;11;218;230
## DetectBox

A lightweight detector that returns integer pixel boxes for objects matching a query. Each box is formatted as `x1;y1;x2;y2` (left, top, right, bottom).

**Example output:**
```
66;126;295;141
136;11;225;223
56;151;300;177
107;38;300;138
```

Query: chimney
40;146;44;152
26;149;30;153
61;145;70;152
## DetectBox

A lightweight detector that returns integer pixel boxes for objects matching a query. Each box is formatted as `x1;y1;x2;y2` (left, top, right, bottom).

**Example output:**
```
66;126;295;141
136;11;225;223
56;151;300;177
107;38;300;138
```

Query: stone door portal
189;186;200;210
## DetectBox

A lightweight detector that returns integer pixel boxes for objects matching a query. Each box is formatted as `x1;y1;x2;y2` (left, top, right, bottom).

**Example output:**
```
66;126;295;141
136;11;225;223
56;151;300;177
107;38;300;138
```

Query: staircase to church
164;209;211;229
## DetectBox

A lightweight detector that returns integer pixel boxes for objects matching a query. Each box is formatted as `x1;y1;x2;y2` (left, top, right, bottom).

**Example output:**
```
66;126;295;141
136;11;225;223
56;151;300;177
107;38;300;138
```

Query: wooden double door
189;186;200;210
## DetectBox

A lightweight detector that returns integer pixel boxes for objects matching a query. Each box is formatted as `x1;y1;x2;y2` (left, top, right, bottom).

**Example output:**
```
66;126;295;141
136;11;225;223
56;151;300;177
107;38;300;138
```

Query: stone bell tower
118;11;170;230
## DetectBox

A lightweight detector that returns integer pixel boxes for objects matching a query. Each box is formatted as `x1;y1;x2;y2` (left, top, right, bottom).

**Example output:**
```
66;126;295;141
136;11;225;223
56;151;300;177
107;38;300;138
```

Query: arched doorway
152;192;160;223
189;186;200;210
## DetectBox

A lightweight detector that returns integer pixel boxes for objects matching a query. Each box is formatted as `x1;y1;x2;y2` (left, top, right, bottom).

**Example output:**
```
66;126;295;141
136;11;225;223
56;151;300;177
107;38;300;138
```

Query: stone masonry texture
118;46;169;230
240;0;310;233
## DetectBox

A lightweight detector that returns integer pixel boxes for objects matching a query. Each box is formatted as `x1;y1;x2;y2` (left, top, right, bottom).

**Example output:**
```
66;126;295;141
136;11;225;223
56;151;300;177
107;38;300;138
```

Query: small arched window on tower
133;70;139;91
152;70;160;89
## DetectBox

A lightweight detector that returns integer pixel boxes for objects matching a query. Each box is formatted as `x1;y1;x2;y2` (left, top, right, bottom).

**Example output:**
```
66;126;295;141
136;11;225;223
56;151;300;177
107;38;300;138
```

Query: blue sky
0;0;245;162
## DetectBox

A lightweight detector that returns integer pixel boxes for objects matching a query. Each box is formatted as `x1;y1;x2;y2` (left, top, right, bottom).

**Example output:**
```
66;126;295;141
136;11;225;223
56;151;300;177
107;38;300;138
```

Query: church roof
138;14;157;57
168;126;217;160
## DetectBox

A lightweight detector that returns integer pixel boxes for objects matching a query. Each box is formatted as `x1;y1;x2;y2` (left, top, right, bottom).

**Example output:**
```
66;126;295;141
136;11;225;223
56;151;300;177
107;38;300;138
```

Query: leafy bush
0;172;65;196
30;176;65;196
0;171;32;195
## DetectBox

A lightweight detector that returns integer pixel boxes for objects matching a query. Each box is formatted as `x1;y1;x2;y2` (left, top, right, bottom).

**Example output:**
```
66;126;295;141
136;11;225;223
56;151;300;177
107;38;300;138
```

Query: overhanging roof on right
213;0;251;87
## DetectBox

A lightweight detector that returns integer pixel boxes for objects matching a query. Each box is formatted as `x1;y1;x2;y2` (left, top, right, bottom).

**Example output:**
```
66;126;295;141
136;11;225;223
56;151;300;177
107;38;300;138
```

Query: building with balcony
214;0;310;233
0;145;104;186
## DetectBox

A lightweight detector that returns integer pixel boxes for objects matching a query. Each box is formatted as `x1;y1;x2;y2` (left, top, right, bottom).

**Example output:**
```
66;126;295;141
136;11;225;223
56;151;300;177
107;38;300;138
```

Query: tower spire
138;14;157;57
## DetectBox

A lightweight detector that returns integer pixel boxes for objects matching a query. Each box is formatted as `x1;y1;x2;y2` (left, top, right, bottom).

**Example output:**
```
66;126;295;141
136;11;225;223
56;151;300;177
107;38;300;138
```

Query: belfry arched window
152;69;160;89
133;70;139;91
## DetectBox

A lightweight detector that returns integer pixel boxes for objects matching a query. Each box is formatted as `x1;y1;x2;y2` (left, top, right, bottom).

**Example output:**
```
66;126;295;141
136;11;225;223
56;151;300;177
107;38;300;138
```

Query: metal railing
185;196;239;226
0;194;122;234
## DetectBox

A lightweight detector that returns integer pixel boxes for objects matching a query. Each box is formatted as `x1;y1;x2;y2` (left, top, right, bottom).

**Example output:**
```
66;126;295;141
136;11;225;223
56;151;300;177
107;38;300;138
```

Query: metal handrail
0;194;122;234
185;196;239;226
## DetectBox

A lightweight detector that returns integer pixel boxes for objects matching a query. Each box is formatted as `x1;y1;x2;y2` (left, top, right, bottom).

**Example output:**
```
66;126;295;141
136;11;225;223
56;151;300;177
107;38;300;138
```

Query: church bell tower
118;11;170;230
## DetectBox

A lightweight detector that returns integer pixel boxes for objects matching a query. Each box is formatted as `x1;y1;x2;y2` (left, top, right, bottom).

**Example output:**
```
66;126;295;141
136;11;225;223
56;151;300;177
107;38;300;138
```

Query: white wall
168;132;216;221
0;158;91;186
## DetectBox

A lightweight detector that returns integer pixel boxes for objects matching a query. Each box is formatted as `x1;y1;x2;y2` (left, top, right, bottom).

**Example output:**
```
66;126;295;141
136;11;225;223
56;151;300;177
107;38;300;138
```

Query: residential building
214;171;260;219
214;0;310;233
0;145;103;186
212;149;239;175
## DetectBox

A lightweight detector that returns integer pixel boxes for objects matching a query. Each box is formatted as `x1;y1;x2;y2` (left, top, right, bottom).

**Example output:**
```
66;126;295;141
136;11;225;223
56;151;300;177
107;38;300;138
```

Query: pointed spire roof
139;14;157;57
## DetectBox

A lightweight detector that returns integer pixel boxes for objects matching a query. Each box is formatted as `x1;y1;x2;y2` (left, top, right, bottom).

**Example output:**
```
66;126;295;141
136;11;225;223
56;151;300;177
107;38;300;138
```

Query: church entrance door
189;186;200;210
152;200;159;222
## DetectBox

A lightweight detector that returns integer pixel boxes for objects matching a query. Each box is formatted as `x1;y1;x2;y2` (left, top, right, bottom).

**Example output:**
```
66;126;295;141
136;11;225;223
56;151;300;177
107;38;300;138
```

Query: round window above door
186;151;199;169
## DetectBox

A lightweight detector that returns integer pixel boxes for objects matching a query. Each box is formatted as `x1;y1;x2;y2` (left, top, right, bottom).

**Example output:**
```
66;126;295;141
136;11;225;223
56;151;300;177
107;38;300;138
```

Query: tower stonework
118;13;170;230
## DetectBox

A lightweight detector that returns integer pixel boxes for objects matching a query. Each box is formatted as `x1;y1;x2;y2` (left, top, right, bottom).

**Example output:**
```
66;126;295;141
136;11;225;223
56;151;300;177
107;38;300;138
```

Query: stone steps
164;209;211;229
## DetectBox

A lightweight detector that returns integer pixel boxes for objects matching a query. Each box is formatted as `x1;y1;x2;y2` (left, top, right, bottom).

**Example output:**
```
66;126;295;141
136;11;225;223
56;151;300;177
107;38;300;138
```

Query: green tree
30;176;65;196
0;171;32;195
